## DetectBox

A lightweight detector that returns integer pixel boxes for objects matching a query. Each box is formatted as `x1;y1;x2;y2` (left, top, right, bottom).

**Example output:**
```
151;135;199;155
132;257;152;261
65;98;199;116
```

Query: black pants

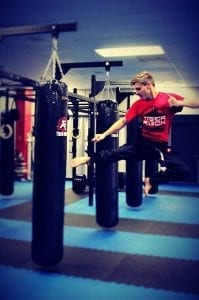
92;138;190;185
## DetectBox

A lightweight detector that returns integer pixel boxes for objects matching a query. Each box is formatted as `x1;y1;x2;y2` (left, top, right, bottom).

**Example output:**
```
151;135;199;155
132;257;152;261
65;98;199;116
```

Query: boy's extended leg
71;156;90;167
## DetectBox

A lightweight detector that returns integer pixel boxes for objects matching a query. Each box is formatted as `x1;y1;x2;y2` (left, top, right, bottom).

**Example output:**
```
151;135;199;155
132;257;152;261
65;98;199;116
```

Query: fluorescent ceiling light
95;46;165;57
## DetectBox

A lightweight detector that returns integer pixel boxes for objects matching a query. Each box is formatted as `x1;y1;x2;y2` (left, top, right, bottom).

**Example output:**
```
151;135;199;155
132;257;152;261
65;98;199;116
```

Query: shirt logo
142;109;166;132
143;115;166;127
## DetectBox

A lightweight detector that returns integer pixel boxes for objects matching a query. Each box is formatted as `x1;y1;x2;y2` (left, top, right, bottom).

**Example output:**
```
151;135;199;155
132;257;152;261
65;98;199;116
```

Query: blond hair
130;71;155;86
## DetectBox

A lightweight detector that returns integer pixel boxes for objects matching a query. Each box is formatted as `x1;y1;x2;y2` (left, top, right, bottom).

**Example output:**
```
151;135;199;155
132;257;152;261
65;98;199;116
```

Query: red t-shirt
125;92;184;143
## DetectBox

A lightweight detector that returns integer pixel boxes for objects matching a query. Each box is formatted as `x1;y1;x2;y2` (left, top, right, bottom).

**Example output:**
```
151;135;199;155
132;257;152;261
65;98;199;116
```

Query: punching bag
95;100;119;227
126;118;143;207
32;80;68;266
0;111;15;195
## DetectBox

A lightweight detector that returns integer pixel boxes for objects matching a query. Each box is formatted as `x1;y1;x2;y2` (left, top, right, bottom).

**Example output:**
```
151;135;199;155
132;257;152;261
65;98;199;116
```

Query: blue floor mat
0;181;199;300
1;265;199;300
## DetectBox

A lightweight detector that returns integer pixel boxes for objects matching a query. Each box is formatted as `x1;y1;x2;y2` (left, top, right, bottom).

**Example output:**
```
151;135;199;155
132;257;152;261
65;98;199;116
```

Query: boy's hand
168;96;182;107
92;133;106;143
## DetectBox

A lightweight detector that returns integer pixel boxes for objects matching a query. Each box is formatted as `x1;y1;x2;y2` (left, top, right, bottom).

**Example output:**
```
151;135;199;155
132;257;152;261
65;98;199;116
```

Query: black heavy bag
0;111;15;195
126;118;143;207
32;80;68;266
145;159;159;194
95;100;119;227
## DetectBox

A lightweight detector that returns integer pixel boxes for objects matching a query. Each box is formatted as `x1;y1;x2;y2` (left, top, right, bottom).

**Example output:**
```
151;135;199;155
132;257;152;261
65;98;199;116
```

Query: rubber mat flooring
0;181;199;300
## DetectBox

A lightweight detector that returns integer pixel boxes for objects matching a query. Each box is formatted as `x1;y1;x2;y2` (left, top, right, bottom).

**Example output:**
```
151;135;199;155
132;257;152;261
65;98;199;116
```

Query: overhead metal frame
0;22;78;82
0;23;77;38
0;69;39;88
60;60;123;75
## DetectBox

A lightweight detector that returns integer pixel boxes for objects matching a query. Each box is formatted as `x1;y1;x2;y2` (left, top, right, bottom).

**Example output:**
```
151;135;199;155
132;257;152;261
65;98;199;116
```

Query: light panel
95;46;165;57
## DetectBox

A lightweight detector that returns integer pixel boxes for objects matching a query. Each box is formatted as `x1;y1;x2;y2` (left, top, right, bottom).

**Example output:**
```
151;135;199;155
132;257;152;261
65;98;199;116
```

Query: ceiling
0;0;199;93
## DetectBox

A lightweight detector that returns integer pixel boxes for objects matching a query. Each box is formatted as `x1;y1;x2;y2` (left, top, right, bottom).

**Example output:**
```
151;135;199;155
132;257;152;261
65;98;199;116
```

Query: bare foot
144;177;152;196
71;156;90;168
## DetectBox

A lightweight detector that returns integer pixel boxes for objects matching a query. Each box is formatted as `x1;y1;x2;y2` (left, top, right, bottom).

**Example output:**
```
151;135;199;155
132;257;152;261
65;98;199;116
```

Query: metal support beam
115;87;135;104
0;69;39;87
0;23;77;37
60;61;123;75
